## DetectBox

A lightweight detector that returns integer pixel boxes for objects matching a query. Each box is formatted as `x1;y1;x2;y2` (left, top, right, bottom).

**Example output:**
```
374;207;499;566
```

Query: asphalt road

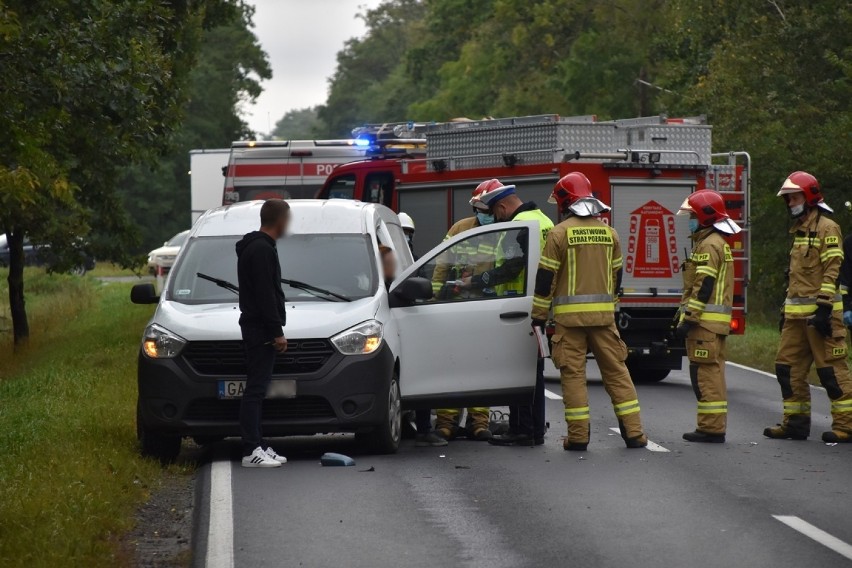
194;361;852;568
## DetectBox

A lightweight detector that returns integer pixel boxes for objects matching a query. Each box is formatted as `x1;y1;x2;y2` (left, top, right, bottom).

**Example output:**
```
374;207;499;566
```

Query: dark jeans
240;328;276;456
510;357;546;439
415;409;432;434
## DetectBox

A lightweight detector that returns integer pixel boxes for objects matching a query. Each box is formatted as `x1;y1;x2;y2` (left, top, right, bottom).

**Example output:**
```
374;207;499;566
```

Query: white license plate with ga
217;380;297;399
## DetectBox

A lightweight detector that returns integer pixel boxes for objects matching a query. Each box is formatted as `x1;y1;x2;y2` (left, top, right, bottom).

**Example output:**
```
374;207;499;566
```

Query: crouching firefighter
675;190;741;443
532;173;648;451
765;171;852;443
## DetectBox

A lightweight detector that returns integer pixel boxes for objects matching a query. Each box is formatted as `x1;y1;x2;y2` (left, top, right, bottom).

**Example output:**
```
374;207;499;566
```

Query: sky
245;0;385;135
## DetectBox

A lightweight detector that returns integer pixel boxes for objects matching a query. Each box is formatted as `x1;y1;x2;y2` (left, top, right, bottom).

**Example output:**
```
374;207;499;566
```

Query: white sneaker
241;446;281;468
265;446;287;464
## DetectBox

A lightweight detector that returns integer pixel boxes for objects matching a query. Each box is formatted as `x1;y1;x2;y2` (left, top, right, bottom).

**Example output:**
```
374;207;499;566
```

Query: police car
130;200;541;461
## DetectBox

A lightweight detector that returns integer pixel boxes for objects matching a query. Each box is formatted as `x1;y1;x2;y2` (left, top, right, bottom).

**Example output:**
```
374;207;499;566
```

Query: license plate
217;380;297;399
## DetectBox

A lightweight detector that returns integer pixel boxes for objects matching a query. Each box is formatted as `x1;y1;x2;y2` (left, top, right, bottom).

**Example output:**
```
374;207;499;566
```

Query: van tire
366;373;402;454
137;402;181;463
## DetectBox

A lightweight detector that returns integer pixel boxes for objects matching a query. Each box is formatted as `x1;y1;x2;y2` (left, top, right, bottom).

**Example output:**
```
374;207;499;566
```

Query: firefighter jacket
533;215;622;327
431;217;494;294
679;227;734;335
784;209;845;318
470;202;553;294
840;234;852;312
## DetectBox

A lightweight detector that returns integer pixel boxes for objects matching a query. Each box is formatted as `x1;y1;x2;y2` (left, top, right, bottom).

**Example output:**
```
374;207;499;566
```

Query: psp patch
694;349;710;359
834;347;847;357
825;236;840;245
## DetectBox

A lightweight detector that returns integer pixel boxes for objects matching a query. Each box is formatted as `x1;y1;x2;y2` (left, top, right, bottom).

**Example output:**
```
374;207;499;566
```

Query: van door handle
499;311;529;320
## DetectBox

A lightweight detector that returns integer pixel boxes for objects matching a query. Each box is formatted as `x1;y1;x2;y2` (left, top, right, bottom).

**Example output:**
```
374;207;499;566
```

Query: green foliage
319;0;851;318
117;7;271;251
0;273;185;565
271;106;325;140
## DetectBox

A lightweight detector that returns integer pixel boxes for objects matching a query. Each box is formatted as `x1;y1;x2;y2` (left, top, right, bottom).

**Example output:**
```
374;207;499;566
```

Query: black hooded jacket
235;231;286;340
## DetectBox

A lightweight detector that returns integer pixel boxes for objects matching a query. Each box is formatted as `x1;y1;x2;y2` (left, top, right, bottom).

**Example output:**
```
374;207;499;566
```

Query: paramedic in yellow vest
431;183;499;441
461;179;554;446
674;190;741;443
765;171;852;443
533;173;648;451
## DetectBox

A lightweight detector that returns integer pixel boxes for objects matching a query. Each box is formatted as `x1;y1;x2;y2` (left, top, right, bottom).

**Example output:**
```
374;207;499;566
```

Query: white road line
609;427;670;453
544;388;563;400
773;515;852;561
206;459;235;568
726;361;826;391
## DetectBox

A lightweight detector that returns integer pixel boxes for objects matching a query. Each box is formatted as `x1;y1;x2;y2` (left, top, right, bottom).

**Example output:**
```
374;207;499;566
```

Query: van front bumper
137;342;394;438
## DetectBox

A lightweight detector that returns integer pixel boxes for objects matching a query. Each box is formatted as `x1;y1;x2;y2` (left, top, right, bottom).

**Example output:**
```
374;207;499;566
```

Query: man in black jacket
235;199;290;468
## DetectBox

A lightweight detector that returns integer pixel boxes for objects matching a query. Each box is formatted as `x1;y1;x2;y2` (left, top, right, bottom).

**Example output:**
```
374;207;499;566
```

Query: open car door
389;220;540;409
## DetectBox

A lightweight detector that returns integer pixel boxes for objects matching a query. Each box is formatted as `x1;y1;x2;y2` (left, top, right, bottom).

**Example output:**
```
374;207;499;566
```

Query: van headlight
142;324;187;359
331;320;383;355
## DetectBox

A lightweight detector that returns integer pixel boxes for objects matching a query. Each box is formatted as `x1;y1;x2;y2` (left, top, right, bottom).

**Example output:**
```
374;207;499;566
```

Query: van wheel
137;402;181;463
629;367;671;383
366;373;402;454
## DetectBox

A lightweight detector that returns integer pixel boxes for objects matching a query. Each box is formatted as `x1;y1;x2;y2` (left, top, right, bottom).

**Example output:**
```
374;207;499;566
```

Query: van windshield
168;234;377;304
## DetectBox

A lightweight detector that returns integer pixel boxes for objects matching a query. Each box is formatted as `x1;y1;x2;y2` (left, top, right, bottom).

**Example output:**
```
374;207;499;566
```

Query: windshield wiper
281;278;352;302
197;272;239;295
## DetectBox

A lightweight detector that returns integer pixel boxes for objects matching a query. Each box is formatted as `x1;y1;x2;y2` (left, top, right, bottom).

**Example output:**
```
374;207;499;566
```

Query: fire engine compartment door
390;220;540;408
610;178;696;298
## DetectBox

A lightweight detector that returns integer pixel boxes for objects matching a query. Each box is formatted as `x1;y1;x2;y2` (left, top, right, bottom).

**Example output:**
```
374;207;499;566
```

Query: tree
0;0;245;345
117;8;271;251
271;107;324;140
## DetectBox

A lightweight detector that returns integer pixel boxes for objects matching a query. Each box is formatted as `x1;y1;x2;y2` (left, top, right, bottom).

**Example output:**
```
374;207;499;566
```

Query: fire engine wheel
628;367;671;384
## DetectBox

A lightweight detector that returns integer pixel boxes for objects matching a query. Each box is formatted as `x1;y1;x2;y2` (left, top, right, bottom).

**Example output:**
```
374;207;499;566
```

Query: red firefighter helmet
470;178;515;211
777;171;833;212
548;173;609;216
677;189;741;235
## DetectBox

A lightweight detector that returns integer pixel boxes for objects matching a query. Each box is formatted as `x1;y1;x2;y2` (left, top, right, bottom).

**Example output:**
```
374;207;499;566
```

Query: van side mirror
131;283;159;304
389;277;433;307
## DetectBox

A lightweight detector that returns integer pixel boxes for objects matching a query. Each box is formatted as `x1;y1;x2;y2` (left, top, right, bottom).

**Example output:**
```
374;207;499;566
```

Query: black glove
778;314;785;333
675;320;696;340
531;318;547;331
809;304;833;338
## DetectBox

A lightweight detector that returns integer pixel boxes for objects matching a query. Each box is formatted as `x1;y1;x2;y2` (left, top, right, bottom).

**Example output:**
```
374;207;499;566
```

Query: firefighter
675;190;741;443
461;179;554;446
533;172;648;451
764;171;852;443
431;183;497;442
398;212;416;253
842;201;852;328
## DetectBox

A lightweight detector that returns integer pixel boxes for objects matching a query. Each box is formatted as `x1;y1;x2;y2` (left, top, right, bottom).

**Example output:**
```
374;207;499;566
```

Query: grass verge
0;269;190;566
87;262;147;279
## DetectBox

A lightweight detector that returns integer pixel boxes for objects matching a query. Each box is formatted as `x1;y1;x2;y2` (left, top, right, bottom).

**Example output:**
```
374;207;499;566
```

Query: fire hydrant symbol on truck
626;200;679;277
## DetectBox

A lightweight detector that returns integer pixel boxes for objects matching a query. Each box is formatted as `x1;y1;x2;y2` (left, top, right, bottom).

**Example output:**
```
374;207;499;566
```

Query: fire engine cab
316;114;751;382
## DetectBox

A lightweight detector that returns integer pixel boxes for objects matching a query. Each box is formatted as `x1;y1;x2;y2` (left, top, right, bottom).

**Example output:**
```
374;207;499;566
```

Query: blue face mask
688;218;701;233
476;212;495;225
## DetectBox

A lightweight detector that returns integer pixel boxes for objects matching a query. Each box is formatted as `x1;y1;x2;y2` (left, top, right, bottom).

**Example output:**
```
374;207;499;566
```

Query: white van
130;200;540;461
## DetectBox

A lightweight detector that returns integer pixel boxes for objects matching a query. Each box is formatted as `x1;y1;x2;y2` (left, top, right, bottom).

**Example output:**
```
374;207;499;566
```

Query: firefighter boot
467;407;492;441
683;430;726;443
764;414;810;440
816;363;852;443
435;409;461;440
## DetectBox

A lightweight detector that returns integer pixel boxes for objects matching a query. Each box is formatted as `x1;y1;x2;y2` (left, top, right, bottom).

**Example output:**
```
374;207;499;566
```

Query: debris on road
320;453;356;467
359;466;376;472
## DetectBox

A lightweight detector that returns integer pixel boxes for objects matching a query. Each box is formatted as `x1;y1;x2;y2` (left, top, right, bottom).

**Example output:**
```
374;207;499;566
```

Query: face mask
688;218;701;233
476;212;495;225
789;203;806;218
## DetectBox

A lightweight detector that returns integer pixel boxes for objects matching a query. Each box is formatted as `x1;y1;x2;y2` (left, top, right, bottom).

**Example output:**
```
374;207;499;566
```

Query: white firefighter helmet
398;212;415;232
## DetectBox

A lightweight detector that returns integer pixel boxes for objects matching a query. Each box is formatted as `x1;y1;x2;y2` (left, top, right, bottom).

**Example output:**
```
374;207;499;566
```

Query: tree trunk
6;230;29;346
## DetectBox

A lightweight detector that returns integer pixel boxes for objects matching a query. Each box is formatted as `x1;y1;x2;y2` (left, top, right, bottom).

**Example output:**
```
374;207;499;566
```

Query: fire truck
222;139;369;205
316;114;751;382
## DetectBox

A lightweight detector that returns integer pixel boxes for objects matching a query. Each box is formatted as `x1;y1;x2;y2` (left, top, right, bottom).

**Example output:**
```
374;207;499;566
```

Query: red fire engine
315;115;751;382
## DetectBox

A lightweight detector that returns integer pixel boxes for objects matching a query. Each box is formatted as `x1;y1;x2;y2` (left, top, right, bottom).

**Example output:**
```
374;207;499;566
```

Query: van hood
153;296;381;342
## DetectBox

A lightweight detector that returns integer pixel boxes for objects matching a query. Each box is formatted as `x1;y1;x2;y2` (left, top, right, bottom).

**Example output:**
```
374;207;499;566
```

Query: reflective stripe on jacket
533;216;622;327
495;209;554;296
784;210;845;318
680;228;734;335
